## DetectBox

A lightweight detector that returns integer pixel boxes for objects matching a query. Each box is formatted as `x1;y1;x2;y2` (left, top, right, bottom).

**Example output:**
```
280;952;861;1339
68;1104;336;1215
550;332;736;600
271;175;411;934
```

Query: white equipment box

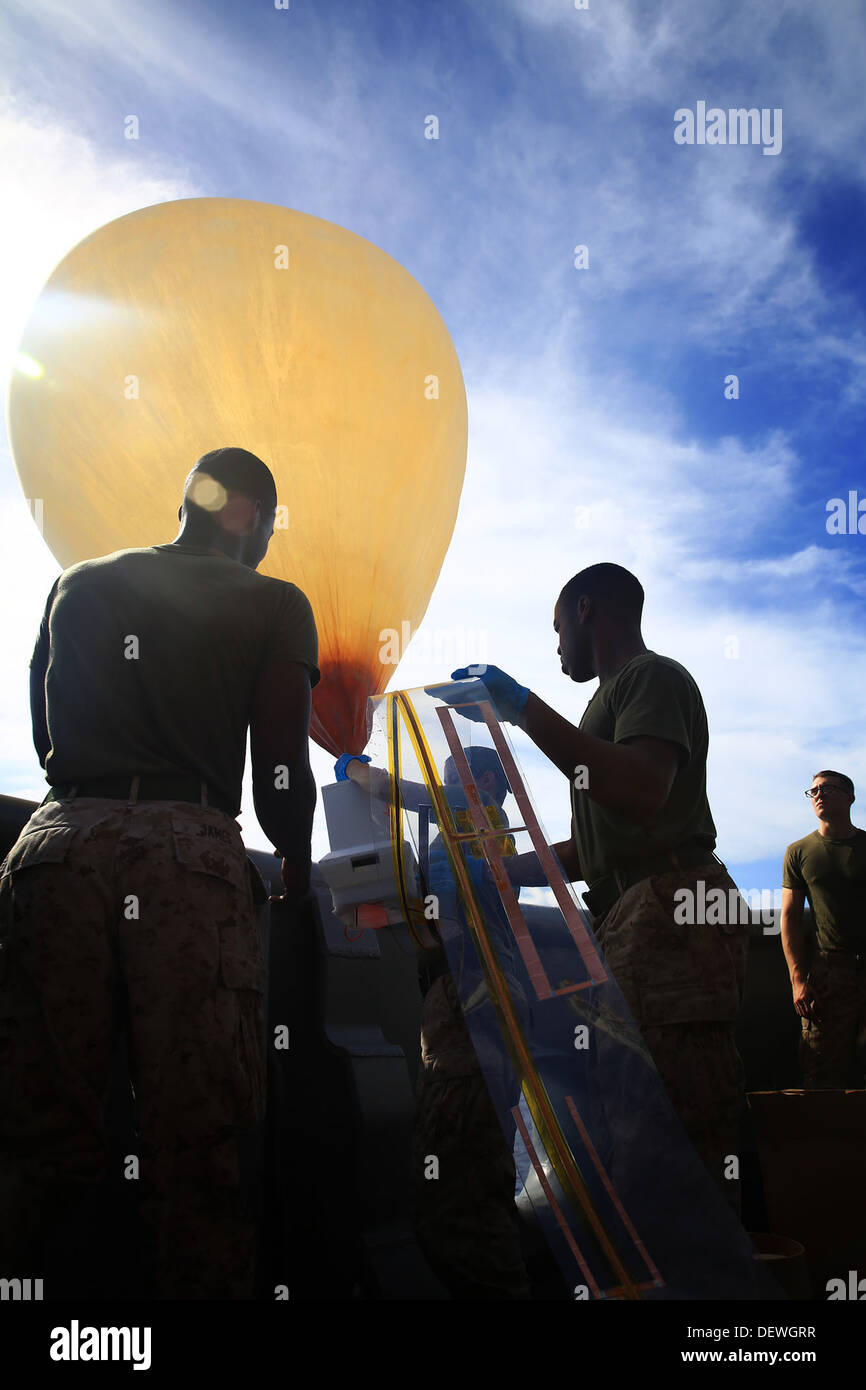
318;779;420;929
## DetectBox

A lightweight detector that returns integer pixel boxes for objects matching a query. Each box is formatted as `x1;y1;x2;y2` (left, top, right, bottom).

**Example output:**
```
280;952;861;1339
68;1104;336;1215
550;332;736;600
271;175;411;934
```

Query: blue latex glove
428;848;492;946
461;850;492;896
334;753;371;782
434;664;530;725
429;845;489;895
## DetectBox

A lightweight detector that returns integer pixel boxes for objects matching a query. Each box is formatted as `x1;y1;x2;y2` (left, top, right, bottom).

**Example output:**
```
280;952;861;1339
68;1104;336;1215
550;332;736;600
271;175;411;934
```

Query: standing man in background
449;562;748;1209
781;771;866;1087
0;446;319;1298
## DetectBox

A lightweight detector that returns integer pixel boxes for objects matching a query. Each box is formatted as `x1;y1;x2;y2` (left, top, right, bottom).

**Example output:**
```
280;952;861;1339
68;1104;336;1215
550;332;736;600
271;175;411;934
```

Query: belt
584;843;720;920
817;948;866;970
43;774;236;819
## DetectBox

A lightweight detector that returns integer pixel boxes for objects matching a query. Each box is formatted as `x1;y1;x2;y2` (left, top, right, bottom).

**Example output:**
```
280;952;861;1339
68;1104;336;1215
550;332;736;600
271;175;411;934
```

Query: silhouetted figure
452;562;748;1210
782;770;866;1087
0;447;318;1297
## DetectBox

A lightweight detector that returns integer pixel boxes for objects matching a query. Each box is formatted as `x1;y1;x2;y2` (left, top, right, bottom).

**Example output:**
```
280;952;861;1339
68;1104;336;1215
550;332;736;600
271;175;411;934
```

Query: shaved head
175;446;277;569
182;446;277;519
554;563;646;682
559;563;644;625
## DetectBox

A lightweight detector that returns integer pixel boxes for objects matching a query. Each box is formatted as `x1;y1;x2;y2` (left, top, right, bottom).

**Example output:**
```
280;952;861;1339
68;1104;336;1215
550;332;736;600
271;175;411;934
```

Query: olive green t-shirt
31;544;320;817
782;828;866;953
571;651;717;886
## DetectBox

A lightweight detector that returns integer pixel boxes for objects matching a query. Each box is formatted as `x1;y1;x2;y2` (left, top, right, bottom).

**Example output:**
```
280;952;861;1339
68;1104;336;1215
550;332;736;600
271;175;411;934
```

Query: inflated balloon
7;198;468;755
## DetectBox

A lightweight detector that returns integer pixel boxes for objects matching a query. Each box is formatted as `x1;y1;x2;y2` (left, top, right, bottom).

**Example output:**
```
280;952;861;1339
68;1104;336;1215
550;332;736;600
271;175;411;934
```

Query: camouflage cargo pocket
599;867;745;1028
644;868;745;1025
171;813;265;994
171;812;266;1122
0;823;82;981
0;822;80;880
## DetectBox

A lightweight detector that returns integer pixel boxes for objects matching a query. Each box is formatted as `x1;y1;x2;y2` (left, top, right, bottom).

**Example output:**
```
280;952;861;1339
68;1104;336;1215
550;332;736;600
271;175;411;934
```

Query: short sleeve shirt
782;829;866;953
31;543;320;816
571;651;717;885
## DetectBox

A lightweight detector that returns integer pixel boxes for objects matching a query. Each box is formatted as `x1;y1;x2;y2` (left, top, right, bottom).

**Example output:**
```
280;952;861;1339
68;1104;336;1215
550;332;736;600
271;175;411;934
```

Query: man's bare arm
346;758;430;811
520;692;680;823
250;660;316;898
30;653;50;768
507;838;580;887
780;886;816;1017
29;579;59;767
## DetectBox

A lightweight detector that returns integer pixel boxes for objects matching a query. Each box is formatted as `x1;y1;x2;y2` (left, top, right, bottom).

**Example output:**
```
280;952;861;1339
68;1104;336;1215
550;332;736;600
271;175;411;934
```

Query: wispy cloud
0;91;199;392
1;0;864;894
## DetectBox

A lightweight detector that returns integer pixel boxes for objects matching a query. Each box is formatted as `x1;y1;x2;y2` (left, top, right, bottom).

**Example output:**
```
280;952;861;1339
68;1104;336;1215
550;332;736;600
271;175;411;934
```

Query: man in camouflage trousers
452;562;748;1212
0;447;319;1297
0;797;266;1297
781;769;866;1087
589;862;745;1204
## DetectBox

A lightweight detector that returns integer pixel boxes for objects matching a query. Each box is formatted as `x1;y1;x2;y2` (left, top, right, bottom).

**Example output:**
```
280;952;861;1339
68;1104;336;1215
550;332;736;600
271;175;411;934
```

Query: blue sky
1;0;864;898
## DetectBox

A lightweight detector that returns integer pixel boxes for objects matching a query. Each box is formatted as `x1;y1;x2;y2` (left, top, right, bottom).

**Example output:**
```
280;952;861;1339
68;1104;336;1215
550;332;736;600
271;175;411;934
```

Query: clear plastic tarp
366;678;779;1300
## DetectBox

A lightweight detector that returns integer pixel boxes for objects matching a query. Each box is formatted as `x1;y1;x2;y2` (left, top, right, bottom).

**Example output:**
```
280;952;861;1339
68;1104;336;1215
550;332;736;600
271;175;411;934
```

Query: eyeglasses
805;784;849;799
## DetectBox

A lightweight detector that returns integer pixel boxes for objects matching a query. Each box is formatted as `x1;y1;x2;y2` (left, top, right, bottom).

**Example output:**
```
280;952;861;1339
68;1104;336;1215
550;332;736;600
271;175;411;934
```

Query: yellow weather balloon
7;197;468;756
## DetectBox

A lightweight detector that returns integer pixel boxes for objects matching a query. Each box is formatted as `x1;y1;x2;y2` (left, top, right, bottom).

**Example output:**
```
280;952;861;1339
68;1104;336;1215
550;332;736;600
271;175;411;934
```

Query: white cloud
506;0;866;183
1;0;347;157
0;496;65;800
0;92;199;391
0;91;199;797
681;544;866;598
2;0;864;905
481;0;866;381
290;359;864;877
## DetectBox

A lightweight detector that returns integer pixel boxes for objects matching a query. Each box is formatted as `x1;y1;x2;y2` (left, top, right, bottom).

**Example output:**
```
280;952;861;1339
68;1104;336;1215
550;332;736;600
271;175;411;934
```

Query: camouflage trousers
0;796;266;1298
594;862;747;1211
409;972;531;1300
800;950;866;1088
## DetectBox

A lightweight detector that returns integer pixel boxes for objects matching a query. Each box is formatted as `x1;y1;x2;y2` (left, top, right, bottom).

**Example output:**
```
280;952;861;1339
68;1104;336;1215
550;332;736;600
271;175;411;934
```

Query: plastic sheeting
8;198;467;756
367;680;780;1300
